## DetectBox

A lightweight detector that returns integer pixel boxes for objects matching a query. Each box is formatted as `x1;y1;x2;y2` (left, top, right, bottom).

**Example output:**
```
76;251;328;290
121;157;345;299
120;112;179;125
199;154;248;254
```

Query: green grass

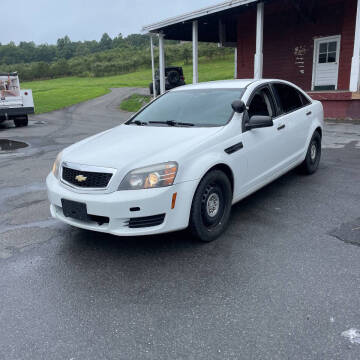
120;94;152;112
22;58;234;114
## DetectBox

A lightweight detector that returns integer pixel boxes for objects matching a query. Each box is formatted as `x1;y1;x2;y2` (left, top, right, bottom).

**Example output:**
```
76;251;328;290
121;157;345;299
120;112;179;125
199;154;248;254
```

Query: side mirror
245;115;273;130
231;100;246;113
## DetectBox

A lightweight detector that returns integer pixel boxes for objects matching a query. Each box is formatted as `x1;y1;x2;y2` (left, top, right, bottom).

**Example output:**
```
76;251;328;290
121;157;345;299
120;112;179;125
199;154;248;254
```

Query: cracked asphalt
0;88;359;359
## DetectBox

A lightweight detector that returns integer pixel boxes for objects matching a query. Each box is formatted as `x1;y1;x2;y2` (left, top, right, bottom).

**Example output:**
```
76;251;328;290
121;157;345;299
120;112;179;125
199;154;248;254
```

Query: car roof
172;79;288;91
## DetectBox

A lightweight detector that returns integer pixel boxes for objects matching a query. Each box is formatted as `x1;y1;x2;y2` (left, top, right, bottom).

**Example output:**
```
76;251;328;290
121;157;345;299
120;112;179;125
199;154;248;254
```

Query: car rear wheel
298;131;321;174
14;115;28;127
189;170;232;242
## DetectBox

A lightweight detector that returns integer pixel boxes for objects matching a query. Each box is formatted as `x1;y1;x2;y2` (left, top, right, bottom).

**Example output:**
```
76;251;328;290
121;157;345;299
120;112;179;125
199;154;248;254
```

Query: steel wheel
189;170;232;242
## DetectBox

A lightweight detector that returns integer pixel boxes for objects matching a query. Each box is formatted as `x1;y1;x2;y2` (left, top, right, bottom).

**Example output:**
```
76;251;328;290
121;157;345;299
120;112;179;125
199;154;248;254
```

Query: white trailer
0;72;34;127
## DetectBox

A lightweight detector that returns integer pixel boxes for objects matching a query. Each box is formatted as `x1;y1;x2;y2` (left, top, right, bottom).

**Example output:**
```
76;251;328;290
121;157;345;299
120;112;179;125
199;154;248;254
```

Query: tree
99;33;113;51
181;44;192;64
51;59;69;77
57;36;74;59
113;33;124;48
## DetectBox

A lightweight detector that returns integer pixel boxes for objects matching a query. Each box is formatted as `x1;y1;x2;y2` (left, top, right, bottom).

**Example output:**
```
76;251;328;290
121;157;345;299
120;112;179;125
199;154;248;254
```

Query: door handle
306;111;312;116
277;124;285;131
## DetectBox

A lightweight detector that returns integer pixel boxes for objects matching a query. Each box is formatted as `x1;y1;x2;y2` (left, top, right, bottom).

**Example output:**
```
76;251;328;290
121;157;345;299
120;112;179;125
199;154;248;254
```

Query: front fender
175;151;234;206
177;137;233;181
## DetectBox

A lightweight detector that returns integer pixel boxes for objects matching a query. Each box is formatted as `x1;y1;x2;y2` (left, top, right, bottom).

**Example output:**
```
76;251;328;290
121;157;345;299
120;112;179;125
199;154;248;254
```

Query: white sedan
46;79;324;242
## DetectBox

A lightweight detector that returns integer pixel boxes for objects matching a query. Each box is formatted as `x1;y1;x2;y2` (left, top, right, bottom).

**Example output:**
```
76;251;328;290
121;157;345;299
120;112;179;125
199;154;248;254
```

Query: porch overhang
143;0;264;95
142;0;260;43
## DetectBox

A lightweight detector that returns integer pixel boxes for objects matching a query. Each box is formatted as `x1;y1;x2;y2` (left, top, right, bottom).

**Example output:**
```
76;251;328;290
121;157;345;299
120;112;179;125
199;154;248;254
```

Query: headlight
118;162;178;190
52;151;63;179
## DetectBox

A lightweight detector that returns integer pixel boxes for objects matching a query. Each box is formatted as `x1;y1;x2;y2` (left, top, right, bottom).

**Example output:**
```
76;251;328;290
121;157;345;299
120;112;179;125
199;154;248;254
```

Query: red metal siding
236;8;256;78
236;0;357;91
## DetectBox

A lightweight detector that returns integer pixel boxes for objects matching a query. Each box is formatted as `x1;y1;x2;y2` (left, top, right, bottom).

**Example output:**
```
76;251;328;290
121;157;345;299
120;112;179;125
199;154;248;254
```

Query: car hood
62;124;222;171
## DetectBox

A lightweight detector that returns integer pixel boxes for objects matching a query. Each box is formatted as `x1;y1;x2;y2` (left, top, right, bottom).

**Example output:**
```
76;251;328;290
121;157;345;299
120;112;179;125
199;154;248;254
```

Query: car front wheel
189;170;232;242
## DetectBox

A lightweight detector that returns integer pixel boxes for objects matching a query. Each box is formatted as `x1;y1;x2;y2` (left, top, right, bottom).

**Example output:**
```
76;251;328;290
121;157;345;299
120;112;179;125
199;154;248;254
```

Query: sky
2;0;221;45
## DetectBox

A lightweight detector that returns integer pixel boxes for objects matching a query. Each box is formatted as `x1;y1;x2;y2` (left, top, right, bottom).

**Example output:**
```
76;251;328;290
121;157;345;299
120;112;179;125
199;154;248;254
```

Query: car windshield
128;89;244;127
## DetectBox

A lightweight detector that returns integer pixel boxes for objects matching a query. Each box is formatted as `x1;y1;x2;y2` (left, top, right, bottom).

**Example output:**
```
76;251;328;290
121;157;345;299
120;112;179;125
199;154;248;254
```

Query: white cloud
2;0;220;44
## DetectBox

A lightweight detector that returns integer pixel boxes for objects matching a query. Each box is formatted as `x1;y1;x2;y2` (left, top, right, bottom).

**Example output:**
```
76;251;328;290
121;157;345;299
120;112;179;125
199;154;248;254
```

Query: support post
192;20;199;84
350;0;360;92
158;33;166;94
254;2;264;79
150;36;156;98
234;48;238;79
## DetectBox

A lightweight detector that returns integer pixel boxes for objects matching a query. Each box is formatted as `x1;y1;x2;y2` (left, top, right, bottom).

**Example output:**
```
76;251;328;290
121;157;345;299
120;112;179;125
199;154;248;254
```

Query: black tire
189;170;232;242
14;115;28;127
149;83;153;95
298;131;321;175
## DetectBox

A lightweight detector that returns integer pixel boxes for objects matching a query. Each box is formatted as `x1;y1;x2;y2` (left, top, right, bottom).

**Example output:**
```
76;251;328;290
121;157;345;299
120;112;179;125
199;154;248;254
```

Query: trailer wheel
14;115;28;127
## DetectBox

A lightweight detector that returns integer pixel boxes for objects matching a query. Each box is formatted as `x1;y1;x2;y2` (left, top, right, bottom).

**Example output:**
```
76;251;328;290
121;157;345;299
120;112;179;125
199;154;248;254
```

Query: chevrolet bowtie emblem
75;174;87;182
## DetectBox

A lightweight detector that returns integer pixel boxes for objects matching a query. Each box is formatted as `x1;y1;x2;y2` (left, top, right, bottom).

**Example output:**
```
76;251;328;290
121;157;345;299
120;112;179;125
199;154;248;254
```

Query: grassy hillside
23;58;235;114
119;94;152;112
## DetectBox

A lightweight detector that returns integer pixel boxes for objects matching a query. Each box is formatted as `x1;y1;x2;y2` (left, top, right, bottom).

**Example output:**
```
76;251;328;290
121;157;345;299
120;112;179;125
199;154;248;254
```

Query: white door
312;36;341;90
240;86;283;190
271;82;313;165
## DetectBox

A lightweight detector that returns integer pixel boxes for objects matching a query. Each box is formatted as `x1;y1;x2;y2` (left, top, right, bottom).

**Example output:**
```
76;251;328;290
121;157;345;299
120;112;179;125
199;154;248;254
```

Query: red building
143;0;360;120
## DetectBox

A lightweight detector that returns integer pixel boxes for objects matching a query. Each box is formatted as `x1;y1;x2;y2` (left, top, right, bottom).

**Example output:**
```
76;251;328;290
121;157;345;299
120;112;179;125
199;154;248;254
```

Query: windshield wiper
129;120;148;126
149;120;194;127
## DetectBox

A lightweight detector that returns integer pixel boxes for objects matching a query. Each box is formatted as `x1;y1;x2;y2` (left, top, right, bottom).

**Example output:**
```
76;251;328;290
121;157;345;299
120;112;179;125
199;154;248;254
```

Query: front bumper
46;173;196;236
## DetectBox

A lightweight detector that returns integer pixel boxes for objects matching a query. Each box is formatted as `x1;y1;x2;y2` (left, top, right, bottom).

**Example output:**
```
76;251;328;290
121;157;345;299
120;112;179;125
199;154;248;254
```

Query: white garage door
312;35;341;91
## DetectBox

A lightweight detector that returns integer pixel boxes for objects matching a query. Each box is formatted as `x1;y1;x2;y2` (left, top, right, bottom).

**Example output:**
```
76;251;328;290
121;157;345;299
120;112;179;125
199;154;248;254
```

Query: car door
271;82;313;166
240;85;283;191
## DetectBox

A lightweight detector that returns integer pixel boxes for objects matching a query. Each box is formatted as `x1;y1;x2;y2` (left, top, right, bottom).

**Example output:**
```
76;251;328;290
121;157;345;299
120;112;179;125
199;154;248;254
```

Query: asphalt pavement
0;88;359;360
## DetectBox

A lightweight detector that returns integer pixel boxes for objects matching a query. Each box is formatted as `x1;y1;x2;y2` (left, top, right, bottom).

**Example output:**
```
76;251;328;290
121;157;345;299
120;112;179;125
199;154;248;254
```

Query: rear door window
272;83;306;113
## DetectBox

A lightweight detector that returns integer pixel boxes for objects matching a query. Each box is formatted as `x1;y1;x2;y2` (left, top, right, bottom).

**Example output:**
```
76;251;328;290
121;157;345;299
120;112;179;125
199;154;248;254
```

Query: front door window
318;41;338;64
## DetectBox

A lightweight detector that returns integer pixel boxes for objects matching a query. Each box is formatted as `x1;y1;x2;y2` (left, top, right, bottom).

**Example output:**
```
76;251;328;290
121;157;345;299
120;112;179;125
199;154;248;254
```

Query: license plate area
61;199;88;221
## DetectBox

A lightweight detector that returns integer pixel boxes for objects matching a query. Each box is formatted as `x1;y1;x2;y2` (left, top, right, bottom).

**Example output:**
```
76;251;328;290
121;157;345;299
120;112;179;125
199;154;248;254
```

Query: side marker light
171;193;177;209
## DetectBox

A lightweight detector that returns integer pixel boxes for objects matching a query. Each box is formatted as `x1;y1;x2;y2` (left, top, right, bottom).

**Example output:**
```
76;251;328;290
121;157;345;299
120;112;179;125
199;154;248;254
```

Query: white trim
311;35;341;91
150;36;156;98
193;21;199;84
234;48;238;79
158;33;166;94
350;0;360;92
142;0;257;33
254;2;264;79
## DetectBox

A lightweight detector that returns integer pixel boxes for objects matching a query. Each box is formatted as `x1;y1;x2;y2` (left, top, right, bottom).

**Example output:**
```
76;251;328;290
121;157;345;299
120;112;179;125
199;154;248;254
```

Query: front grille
62;166;113;188
128;214;165;228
